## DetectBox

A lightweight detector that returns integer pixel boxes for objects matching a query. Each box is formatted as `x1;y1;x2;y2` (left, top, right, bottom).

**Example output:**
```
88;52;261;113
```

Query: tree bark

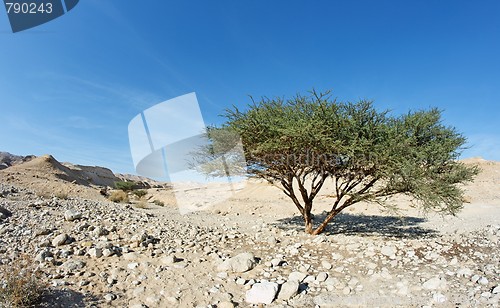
303;207;314;234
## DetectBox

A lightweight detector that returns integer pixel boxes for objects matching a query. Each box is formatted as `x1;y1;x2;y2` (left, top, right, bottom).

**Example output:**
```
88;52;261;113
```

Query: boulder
245;282;279;304
217;252;256;273
278;280;299;300
64;209;82;221
52;234;68;246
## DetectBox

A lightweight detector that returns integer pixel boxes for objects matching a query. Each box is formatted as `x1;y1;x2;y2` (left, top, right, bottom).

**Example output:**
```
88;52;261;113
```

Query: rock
321;260;332;270
316;272;328;282
236;278;246;285
217;272;228;279
92;226;109;237
104;293;116;302
35;249;53;262
278;280;299;300
267;236;278;245
88;248;103;258
102;248;115;257
128;262;139;269
423;277;447;290
457;267;473;278
380;245;397;258
62;259;86;272
52;234;68;246
270;258;281;267
64;209;82;221
433;292;447;303
218;301;234;308
324;277;339;287
161;255;179;265
342;286;351;295
217;252;256;273
288;271;307;282
492;285;500;294
0;205;12;219
245;282;279;305
478;276;489;285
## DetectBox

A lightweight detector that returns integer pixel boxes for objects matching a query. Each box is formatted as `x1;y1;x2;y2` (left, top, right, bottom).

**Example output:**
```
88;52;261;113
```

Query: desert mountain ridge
0;152;167;200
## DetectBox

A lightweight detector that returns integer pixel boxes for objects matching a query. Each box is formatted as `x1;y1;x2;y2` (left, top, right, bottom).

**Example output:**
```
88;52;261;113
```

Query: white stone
128;262;139;269
52;234;68;246
161;255;179;265
321;260;332;270
478;276;489;285
271;258;281;267
316;272;328;282
380;245;396;258
342;286;351;295
423;277;447;290
433;292;447;303
288;271;307;282
278;280;299;300
236;278;246;285
64;209;82;221
217;252;256;273
88;248;102;258
245;282;279;304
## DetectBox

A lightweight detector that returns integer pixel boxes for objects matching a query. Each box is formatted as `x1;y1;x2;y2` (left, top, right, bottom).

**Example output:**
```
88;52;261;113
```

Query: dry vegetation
0;255;46;307
108;190;129;203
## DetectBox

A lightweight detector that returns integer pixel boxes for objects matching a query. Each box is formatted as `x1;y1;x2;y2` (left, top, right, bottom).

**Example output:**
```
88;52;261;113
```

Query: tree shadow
272;211;438;239
37;288;100;307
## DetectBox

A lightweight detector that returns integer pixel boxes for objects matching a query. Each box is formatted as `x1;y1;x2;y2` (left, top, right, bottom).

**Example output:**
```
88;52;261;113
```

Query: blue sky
1;0;499;174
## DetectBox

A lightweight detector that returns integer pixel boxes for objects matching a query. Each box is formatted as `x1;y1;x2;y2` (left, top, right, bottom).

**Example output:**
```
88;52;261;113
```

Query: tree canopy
203;90;478;235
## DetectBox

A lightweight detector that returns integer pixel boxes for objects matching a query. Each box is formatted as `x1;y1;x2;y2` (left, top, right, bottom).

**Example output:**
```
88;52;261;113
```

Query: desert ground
0;153;499;307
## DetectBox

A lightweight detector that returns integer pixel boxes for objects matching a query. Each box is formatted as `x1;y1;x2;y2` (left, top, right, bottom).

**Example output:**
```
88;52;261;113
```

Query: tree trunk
303;209;314;234
311;209;339;235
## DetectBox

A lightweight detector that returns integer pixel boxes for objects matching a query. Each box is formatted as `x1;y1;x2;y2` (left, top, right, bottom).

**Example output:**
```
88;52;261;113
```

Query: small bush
134;200;148;209
115;181;135;192
132;190;147;198
55;191;68;200
36;190;52;199
109;191;129;203
0;255;46;307
153;200;165;207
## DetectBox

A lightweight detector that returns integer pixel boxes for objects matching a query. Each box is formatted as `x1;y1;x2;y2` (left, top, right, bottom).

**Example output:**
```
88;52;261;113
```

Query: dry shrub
134;200;148;209
55;191;68;200
36;189;52;200
0;255;46;307
462;195;473;203
108;190;129;203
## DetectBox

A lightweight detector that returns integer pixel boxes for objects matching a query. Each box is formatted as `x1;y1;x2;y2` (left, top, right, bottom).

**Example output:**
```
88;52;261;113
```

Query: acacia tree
204;90;478;235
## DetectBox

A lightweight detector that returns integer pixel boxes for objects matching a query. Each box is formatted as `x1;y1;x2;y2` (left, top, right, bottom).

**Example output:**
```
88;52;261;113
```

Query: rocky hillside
0;154;499;307
0;151;35;170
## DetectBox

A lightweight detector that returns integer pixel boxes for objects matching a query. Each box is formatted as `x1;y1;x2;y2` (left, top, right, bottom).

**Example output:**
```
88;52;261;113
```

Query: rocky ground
0;156;499;307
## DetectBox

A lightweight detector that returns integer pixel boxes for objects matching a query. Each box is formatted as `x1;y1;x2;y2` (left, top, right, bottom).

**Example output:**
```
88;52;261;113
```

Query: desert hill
0;152;167;200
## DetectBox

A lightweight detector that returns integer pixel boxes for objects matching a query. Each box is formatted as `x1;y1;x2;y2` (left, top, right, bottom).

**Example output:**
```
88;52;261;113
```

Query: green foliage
217;89;478;234
115;181;135;192
153;200;165;207
133;190;147;198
